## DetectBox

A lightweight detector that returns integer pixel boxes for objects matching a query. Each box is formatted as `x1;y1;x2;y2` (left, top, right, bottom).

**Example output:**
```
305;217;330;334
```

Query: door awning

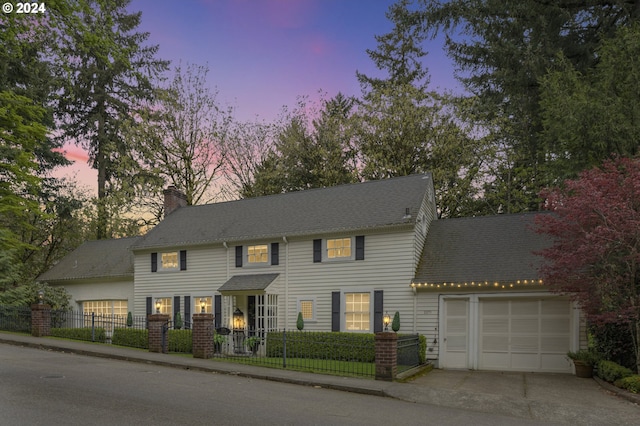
217;273;279;294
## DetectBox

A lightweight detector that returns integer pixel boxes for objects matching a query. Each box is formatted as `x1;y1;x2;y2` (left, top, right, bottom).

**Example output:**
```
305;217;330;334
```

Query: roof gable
413;213;550;285
133;174;433;250
37;237;140;282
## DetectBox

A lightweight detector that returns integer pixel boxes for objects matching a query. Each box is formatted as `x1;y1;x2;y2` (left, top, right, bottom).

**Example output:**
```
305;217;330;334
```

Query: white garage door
479;298;571;372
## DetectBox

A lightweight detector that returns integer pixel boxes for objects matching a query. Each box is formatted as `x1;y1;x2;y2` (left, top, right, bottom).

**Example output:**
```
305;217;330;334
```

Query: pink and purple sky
56;0;458;192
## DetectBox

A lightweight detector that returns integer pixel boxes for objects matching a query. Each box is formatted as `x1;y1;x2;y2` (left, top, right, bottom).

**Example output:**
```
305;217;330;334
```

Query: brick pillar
148;314;170;353
375;332;398;381
31;304;51;337
192;313;214;359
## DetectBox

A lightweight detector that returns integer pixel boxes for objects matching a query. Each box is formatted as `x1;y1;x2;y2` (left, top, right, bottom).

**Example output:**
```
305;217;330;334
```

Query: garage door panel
479;298;571;373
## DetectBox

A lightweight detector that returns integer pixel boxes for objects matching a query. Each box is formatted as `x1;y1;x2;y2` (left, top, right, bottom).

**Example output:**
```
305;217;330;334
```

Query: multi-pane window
161;252;178;269
300;300;314;320
83;300;128;317
345;292;370;331
194;296;212;314
247;245;268;263
155;297;172;317
327;238;351;259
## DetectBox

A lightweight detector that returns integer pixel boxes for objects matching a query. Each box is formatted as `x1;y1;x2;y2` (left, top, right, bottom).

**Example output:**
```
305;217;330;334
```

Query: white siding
52;278;134;311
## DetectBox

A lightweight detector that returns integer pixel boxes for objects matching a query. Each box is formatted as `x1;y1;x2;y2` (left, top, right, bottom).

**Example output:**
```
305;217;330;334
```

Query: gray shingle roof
412;213;550;284
37;237;140;282
218;273;280;293
133;174;433;250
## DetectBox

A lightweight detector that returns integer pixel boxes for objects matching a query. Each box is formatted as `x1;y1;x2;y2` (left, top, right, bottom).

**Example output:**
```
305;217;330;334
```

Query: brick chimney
163;186;187;218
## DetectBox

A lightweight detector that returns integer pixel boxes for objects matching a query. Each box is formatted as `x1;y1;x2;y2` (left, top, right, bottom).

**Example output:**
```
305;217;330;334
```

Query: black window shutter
331;291;340;332
184;296;191;329
355;236;365;260
271;242;279;265
146;297;152;315
214;295;222;329
374;290;384;333
313;239;322;263
180;250;187;270
151;253;157;272
235;246;243;267
173;296;180;320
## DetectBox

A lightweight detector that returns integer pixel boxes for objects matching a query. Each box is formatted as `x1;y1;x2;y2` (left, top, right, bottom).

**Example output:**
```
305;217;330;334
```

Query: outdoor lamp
200;298;205;313
233;308;244;330
383;311;391;331
38;290;44;304
155;298;161;314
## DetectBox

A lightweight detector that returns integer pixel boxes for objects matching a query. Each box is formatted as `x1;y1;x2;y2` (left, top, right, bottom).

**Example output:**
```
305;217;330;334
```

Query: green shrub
418;334;427;365
615;375;640;394
597;360;634;383
168;329;192;353
51;327;106;342
266;331;375;362
112;328;148;349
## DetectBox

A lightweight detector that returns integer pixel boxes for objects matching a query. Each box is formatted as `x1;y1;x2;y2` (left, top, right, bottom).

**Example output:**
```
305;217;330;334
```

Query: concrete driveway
388;369;640;425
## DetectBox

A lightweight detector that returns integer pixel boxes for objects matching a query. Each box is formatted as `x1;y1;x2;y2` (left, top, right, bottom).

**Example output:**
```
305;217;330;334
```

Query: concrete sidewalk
1;332;638;425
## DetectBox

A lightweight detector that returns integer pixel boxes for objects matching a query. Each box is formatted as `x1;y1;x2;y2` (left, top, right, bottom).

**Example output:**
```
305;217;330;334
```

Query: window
345;292;370;331
155;297;172;317
327;238;351;259
161;252;179;269
248;245;268;263
194;296;212;314
298;299;315;321
83;300;128;317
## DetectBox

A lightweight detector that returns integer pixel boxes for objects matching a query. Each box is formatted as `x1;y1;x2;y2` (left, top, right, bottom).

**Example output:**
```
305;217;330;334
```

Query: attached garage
440;294;574;373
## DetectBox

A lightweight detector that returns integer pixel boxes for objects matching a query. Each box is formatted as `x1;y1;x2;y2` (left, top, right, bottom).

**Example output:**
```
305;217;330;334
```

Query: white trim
324;237;355;262
341;288;373;332
296;297;317;322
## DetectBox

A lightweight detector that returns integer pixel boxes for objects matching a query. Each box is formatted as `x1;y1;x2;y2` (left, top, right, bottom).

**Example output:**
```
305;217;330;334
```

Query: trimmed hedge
112;328;148;349
615;375;640;394
168;329;192;353
597;360;634;383
417;334;427;365
266;331;375;362
51;327;106;343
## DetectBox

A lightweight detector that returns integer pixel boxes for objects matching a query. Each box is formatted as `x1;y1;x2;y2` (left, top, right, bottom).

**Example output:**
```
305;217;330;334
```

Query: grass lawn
210;355;376;378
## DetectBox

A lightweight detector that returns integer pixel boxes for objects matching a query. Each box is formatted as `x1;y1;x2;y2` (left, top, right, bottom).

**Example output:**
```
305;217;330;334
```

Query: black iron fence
0;305;426;379
212;329;377;378
0;306;31;333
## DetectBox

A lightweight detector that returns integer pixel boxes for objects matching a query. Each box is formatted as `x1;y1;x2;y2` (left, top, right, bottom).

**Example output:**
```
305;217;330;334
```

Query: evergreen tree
56;0;168;239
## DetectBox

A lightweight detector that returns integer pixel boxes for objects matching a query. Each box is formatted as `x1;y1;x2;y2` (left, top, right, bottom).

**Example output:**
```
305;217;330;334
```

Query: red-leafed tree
535;157;640;372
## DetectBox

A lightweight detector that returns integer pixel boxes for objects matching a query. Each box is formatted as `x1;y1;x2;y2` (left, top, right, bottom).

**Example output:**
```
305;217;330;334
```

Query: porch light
38;290;44;304
200;298;205;313
155;298;161;314
233;308;244;330
383;312;391;331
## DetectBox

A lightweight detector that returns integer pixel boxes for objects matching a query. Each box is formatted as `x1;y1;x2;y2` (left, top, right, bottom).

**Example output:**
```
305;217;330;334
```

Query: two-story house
38;174;584;373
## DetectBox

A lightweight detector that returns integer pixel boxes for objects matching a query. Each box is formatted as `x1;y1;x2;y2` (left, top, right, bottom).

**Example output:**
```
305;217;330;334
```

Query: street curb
593;375;640;405
0;337;387;398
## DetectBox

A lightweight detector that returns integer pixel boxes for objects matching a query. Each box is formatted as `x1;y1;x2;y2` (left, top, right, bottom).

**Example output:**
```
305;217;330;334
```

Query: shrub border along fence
10;303;426;381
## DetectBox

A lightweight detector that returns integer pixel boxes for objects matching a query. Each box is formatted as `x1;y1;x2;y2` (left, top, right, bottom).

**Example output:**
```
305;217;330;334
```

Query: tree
126;63;231;218
540;23;640;181
355;0;482;217
0;9;73;289
535;157;640;372
420;0;640;213
56;0;168;239
242;94;358;197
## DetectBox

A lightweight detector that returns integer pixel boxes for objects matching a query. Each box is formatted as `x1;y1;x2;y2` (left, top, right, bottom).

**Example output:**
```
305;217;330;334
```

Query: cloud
52;146;90;163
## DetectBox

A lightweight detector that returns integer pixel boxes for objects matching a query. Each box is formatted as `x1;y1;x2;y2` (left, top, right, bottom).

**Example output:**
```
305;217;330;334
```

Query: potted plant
567;349;598;378
245;336;261;355
213;334;227;353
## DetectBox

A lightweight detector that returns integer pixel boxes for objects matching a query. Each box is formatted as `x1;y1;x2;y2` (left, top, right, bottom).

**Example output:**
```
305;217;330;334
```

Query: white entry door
441;298;469;369
479;298;572;372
